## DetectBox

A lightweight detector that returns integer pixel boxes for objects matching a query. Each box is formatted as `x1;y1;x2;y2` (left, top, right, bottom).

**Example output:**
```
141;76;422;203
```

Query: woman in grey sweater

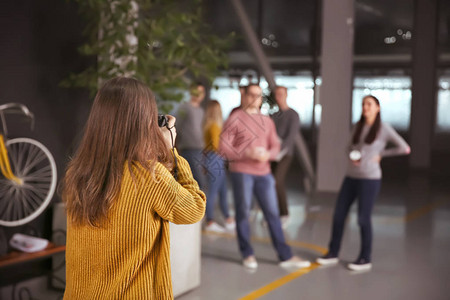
316;95;410;271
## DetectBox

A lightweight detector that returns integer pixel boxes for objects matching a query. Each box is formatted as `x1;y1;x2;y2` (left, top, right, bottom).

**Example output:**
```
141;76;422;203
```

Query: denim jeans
180;149;206;190
230;172;292;261
204;152;229;221
328;176;381;261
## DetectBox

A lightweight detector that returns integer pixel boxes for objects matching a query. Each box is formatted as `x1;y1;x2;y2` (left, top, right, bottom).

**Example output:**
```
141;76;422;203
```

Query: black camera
158;114;168;128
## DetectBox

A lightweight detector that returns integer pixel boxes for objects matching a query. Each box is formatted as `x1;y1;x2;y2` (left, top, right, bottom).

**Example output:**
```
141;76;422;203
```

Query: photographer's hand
159;115;177;149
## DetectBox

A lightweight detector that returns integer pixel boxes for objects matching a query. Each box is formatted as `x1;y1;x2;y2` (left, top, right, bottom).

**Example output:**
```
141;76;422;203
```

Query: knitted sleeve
152;149;206;224
380;123;410;157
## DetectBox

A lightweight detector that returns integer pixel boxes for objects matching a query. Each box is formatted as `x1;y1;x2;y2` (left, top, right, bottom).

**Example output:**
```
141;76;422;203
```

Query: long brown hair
352;95;381;145
62;77;173;226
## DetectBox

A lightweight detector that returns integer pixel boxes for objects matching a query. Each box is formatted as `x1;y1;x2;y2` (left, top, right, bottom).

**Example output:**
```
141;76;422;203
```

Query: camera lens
158;114;168;127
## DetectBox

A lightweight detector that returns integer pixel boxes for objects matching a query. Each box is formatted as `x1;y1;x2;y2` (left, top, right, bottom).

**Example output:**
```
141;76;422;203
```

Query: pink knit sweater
219;109;280;176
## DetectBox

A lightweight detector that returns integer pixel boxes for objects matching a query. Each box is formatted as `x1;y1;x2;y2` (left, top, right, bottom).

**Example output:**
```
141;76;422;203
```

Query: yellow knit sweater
64;151;206;299
204;122;221;152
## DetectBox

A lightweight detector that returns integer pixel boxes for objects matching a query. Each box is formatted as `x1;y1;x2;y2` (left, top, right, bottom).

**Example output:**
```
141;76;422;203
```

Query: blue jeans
180;149;206;190
328;176;381;261
204;152;229;221
230;172;292;261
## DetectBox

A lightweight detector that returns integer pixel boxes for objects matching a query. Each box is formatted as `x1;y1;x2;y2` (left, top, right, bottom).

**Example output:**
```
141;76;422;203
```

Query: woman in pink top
220;84;310;270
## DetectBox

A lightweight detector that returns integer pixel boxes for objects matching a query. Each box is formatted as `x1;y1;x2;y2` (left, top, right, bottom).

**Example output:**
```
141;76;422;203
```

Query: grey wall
0;0;90;246
0;0;91;194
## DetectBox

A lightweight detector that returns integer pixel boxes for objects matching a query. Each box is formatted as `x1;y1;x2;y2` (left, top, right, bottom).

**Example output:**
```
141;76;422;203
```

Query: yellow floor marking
380;199;448;224
402;199;447;222
201;232;327;299
285;241;327;255
239;263;321;300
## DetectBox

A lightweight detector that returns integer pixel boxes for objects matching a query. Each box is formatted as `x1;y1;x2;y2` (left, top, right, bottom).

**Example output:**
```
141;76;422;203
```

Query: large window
210;72;315;127
352;76;411;130
436;0;450;134
437;75;450;132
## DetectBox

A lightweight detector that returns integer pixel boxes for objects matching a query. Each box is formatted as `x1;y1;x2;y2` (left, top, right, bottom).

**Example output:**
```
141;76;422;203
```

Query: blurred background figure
316;95;410;271
270;85;301;229
220;84;311;270
203;100;235;233
175;83;207;190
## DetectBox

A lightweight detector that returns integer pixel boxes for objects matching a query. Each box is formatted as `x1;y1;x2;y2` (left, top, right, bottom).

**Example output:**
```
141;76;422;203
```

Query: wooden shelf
0;243;65;269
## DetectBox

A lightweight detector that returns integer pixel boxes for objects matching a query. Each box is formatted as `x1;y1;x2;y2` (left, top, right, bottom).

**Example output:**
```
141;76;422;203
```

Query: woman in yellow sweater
62;77;206;299
203;100;235;233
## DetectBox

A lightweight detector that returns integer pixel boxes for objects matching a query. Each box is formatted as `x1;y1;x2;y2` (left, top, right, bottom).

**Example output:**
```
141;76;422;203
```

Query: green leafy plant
61;0;235;109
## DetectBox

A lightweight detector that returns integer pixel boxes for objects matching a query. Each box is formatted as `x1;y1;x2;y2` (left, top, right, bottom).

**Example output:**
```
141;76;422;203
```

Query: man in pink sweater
219;84;310;270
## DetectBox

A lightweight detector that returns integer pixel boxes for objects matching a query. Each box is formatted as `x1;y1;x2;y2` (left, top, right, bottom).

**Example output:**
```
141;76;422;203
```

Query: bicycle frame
0;134;22;184
0;103;34;185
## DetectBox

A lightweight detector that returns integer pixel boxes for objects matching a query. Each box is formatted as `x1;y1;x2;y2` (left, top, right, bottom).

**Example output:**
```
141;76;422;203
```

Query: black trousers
328;176;381;261
271;155;293;217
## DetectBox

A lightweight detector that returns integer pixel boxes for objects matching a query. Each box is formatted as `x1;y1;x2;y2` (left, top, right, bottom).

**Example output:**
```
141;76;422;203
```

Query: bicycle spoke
21;144;38;175
22;165;53;179
13;190;26;221
11;143;21;173
22;153;48;176
19;191;34;217
0;181;12;194
1;193;15;220
23;184;48;199
22;146;46;176
17;142;26;174
12;196;21;221
23;176;53;183
29;190;46;209
22;189;41;212
0;197;10;217
8;144;20;175
23;182;50;191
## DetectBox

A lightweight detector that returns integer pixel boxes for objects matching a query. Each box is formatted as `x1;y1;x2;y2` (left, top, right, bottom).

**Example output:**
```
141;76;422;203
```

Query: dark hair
244;83;260;94
352;95;381;145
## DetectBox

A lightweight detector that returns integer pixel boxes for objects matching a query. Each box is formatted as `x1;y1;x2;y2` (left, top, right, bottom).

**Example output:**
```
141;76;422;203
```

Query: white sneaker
243;255;258;270
205;222;226;233
316;253;339;266
279;256;311;269
348;258;372;271
280;216;290;229
225;220;236;232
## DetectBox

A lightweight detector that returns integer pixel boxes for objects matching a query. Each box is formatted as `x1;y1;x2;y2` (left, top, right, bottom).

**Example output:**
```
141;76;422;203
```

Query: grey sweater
175;102;205;150
346;122;410;179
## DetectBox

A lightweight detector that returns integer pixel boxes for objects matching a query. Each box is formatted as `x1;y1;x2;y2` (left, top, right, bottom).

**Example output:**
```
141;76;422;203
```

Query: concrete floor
2;166;449;300
177;171;450;300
